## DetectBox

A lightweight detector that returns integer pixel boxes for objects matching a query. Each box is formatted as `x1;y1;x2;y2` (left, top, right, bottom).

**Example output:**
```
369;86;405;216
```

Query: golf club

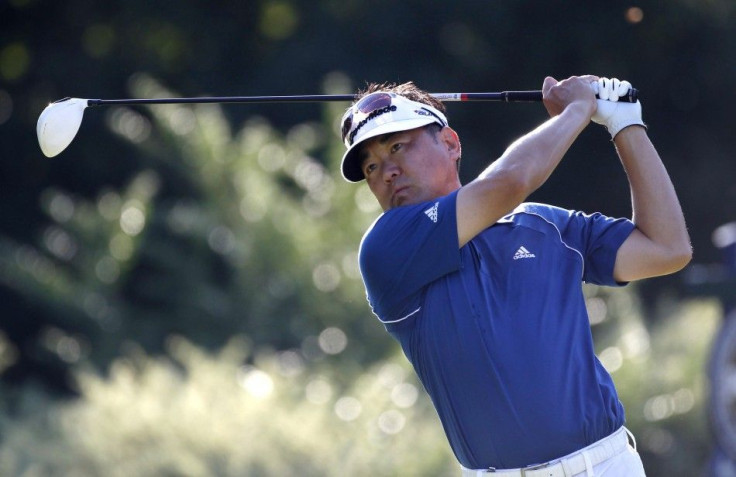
36;87;639;158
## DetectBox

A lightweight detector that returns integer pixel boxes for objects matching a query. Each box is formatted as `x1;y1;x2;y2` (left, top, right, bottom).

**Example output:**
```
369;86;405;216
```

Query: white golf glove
591;78;646;139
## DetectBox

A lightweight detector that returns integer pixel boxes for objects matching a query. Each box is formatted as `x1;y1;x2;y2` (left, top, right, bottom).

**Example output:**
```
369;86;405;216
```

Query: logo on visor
348;105;397;145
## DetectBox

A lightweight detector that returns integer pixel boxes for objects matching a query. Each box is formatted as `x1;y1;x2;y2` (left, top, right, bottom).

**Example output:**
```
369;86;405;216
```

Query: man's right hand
542;75;599;119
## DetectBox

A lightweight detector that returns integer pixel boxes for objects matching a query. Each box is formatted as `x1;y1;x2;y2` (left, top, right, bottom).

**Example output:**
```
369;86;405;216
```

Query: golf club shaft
84;88;638;106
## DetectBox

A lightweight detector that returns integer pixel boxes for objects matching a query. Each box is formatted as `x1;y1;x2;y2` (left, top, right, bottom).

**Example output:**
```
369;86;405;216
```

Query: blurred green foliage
0;337;458;476
0;295;721;476
1;0;735;475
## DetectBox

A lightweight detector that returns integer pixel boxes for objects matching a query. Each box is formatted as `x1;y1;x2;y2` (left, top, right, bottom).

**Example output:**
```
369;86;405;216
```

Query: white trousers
460;427;646;477
574;443;646;476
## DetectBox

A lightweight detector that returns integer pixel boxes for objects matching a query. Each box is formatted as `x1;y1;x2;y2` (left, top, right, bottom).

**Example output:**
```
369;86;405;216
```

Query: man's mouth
392;186;410;205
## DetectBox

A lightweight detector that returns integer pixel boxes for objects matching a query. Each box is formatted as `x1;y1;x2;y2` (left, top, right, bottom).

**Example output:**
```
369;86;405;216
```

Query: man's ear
441;126;461;160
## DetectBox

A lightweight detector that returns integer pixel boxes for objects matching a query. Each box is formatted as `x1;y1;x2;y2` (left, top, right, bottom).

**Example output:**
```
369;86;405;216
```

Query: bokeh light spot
43;227;77;261
391;382;419;408
108;108;152;144
599;347;623;373
334;396;362;421
312;262;341;292
97;190;122;221
208;226;235;255
306;377;332;404
277;350;305;377
318;327;347;355
109;234;134;261
237;367;274;399
120;203;146;236
586;297;607;325
377;363;406;388
258;143;286;172
341;252;361;280
95;256;120;284
378;410;406;434
48;192;75;223
260;1;299;40
83;24;116;58
0;42;30;81
626;7;644;23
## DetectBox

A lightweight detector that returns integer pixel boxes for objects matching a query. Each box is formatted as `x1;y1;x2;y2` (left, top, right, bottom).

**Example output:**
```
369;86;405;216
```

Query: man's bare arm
613;127;692;281
455;75;597;247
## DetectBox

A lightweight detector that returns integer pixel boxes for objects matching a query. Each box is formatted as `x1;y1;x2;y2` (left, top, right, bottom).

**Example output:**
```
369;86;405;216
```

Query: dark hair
356;81;447;114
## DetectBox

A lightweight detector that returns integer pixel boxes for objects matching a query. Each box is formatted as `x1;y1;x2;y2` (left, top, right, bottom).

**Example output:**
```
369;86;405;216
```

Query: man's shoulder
507;202;574;225
364;192;459;238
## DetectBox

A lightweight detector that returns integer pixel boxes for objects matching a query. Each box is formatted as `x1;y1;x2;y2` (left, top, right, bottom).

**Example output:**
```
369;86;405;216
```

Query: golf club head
37;98;89;157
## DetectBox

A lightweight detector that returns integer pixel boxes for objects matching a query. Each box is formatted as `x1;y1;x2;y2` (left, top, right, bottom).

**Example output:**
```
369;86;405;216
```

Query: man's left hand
591;78;646;139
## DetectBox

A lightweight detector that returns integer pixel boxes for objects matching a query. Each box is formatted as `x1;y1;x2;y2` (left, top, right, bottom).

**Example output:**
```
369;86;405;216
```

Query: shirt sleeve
359;190;461;322
563;209;635;286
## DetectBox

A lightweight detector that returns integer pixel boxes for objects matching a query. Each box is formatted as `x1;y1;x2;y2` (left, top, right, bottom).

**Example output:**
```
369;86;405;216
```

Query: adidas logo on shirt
424;202;439;223
513;246;536;260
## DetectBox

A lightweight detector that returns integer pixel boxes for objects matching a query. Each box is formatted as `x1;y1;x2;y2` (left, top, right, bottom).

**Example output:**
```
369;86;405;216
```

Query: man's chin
390;197;421;209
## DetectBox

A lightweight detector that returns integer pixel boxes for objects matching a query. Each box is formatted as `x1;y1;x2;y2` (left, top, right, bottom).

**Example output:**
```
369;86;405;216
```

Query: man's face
358;126;462;211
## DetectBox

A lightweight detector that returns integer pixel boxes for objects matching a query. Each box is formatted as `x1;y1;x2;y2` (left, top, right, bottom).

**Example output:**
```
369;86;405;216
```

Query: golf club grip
435;88;639;103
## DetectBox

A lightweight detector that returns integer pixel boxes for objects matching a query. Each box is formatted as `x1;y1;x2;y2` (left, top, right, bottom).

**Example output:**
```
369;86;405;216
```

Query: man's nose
383;160;401;182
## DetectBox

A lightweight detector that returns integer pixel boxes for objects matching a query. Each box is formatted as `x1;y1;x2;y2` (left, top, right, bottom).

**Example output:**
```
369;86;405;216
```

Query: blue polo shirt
358;190;636;469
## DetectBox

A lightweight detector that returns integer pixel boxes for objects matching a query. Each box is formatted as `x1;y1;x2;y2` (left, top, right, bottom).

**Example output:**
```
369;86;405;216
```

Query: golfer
339;75;691;476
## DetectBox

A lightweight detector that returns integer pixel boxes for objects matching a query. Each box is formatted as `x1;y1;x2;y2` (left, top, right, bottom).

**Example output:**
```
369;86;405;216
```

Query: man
338;75;691;476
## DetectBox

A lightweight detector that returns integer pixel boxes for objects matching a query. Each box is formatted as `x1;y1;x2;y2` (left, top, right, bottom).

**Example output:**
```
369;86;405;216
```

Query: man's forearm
614;126;692;271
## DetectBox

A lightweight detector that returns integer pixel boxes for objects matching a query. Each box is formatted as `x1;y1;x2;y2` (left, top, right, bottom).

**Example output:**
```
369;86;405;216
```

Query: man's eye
391;143;403;153
365;163;377;175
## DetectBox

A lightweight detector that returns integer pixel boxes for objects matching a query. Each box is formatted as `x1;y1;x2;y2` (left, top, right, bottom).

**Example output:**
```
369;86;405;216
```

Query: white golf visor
340;92;448;182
